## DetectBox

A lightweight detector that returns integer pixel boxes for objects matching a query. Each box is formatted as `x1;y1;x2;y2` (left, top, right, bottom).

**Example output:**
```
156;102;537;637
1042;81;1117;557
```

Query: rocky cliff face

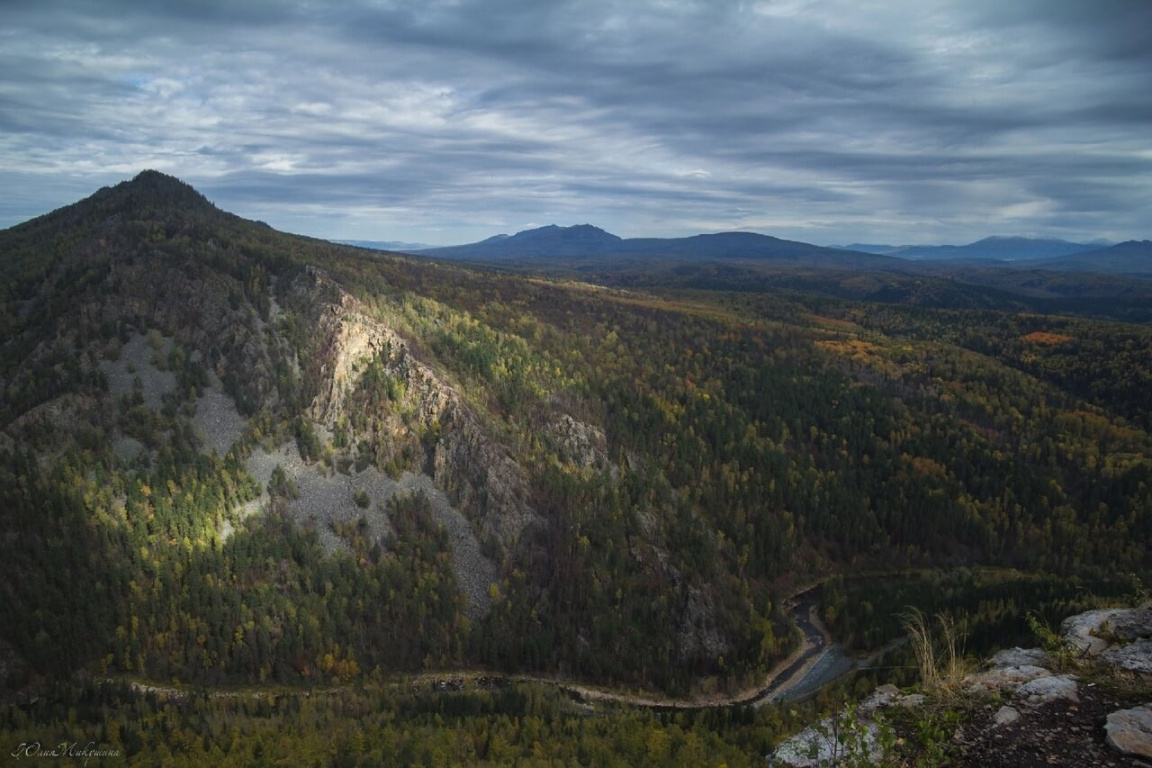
286;267;537;550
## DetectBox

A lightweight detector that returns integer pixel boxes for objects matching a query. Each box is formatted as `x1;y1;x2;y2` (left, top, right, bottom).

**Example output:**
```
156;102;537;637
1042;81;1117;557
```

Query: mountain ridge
416;223;904;270
839;235;1106;262
1028;239;1152;275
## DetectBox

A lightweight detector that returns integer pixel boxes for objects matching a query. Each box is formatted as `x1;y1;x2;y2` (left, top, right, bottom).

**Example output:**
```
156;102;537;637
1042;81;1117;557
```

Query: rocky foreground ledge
770;602;1152;767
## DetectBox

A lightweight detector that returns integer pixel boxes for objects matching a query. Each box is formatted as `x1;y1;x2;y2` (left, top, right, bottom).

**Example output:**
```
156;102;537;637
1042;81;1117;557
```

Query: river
749;587;874;707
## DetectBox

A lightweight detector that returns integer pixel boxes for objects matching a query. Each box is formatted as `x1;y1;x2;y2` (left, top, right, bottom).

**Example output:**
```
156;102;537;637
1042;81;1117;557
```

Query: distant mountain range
839;236;1110;261
403;226;1150;277
412;224;903;270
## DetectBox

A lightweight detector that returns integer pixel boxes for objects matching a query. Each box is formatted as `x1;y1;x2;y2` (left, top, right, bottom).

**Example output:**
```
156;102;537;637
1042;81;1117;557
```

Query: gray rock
549;414;610;470
1107;604;1152;643
1061;608;1129;657
989;647;1048;669
1099;638;1152;674
859;684;925;712
993;705;1021;727
965;664;1051;694
192;371;246;456
1014;674;1078;707
859;684;900;712
676;585;732;661
99;333;176;412
245;441;498;619
1105;704;1152;760
771;716;881;767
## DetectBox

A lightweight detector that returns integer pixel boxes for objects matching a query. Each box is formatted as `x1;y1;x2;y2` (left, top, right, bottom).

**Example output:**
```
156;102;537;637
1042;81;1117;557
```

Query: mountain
1028;239;1152;275
3;171;822;696
840;236;1105;262
419;227;1131;273
420;223;623;259
2;171;1150;746
418;224;904;270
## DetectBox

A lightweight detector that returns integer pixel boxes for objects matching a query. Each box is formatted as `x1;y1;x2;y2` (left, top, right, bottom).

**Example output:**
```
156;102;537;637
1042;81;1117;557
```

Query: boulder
898;693;927;708
992;705;1021;727
1061;609;1127;657
1104;704;1152;760
770;716;881;768
1106;603;1152;643
859;684;924;712
1099;638;1152;674
989;647;1048;668
965;664;1051;694
1014;674;1078;707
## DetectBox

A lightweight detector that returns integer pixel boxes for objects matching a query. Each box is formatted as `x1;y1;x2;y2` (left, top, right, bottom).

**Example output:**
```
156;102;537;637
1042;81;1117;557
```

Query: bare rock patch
1105;704;1152;760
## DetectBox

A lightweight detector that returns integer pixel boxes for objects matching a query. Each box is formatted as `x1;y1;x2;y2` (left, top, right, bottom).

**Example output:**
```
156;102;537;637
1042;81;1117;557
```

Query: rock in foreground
1105;704;1152;760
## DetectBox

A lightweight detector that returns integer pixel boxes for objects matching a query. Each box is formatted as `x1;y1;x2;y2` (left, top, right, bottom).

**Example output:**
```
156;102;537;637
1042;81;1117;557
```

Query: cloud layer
3;0;1150;245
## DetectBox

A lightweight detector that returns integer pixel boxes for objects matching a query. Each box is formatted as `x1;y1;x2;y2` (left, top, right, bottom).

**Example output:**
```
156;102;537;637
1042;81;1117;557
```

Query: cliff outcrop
770;602;1152;767
287;268;537;550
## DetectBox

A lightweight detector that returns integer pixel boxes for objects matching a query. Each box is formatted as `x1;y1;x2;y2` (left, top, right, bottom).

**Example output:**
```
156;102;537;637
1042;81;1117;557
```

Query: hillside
1029;240;1152;276
2;171;1151;721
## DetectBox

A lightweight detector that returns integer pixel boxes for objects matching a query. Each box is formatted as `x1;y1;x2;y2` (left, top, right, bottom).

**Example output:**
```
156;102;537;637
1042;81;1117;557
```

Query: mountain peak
132;169;183;185
510;223;622;243
9;170;222;236
59;170;220;226
111;170;216;212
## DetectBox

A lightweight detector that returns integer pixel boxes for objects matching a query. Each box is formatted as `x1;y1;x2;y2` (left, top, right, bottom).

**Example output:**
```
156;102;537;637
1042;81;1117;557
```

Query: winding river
551;585;896;711
749;588;859;707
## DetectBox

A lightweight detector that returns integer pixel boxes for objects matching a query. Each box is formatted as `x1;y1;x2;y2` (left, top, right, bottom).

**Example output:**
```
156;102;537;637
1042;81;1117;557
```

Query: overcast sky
2;0;1150;246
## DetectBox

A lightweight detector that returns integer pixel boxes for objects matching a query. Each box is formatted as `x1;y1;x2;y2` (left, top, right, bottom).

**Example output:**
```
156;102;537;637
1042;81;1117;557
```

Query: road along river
543;584;903;711
110;584;904;712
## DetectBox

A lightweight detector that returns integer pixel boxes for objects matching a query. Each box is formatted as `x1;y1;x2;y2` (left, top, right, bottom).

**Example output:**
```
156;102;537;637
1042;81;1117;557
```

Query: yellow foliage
1021;331;1073;345
909;456;947;477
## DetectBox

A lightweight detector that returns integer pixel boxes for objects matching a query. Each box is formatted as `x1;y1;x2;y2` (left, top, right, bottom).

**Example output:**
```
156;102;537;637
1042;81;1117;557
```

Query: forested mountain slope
1030;239;1152;276
1;172;1149;702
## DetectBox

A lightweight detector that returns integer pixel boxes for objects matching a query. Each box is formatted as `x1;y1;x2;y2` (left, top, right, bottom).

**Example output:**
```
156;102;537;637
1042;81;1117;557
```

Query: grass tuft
902;607;969;693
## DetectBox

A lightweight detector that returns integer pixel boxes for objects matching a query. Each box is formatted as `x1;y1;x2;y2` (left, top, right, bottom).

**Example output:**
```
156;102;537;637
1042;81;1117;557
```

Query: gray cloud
1;0;1149;245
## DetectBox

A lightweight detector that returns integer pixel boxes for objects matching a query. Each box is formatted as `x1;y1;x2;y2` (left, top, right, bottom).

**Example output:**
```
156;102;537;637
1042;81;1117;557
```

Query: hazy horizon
334;223;1119;251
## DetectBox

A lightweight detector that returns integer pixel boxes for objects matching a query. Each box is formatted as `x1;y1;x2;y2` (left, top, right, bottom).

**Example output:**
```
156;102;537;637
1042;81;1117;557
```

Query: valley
1;172;1149;764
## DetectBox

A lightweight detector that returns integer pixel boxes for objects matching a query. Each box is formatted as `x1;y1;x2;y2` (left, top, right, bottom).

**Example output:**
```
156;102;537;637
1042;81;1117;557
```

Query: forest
1;172;1150;761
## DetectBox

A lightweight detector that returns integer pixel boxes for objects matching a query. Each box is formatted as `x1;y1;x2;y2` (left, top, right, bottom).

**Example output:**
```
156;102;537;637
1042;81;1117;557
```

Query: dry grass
902;608;970;693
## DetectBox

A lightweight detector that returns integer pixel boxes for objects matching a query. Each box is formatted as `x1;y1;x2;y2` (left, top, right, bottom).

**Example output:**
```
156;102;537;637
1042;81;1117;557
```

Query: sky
2;0;1150;247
